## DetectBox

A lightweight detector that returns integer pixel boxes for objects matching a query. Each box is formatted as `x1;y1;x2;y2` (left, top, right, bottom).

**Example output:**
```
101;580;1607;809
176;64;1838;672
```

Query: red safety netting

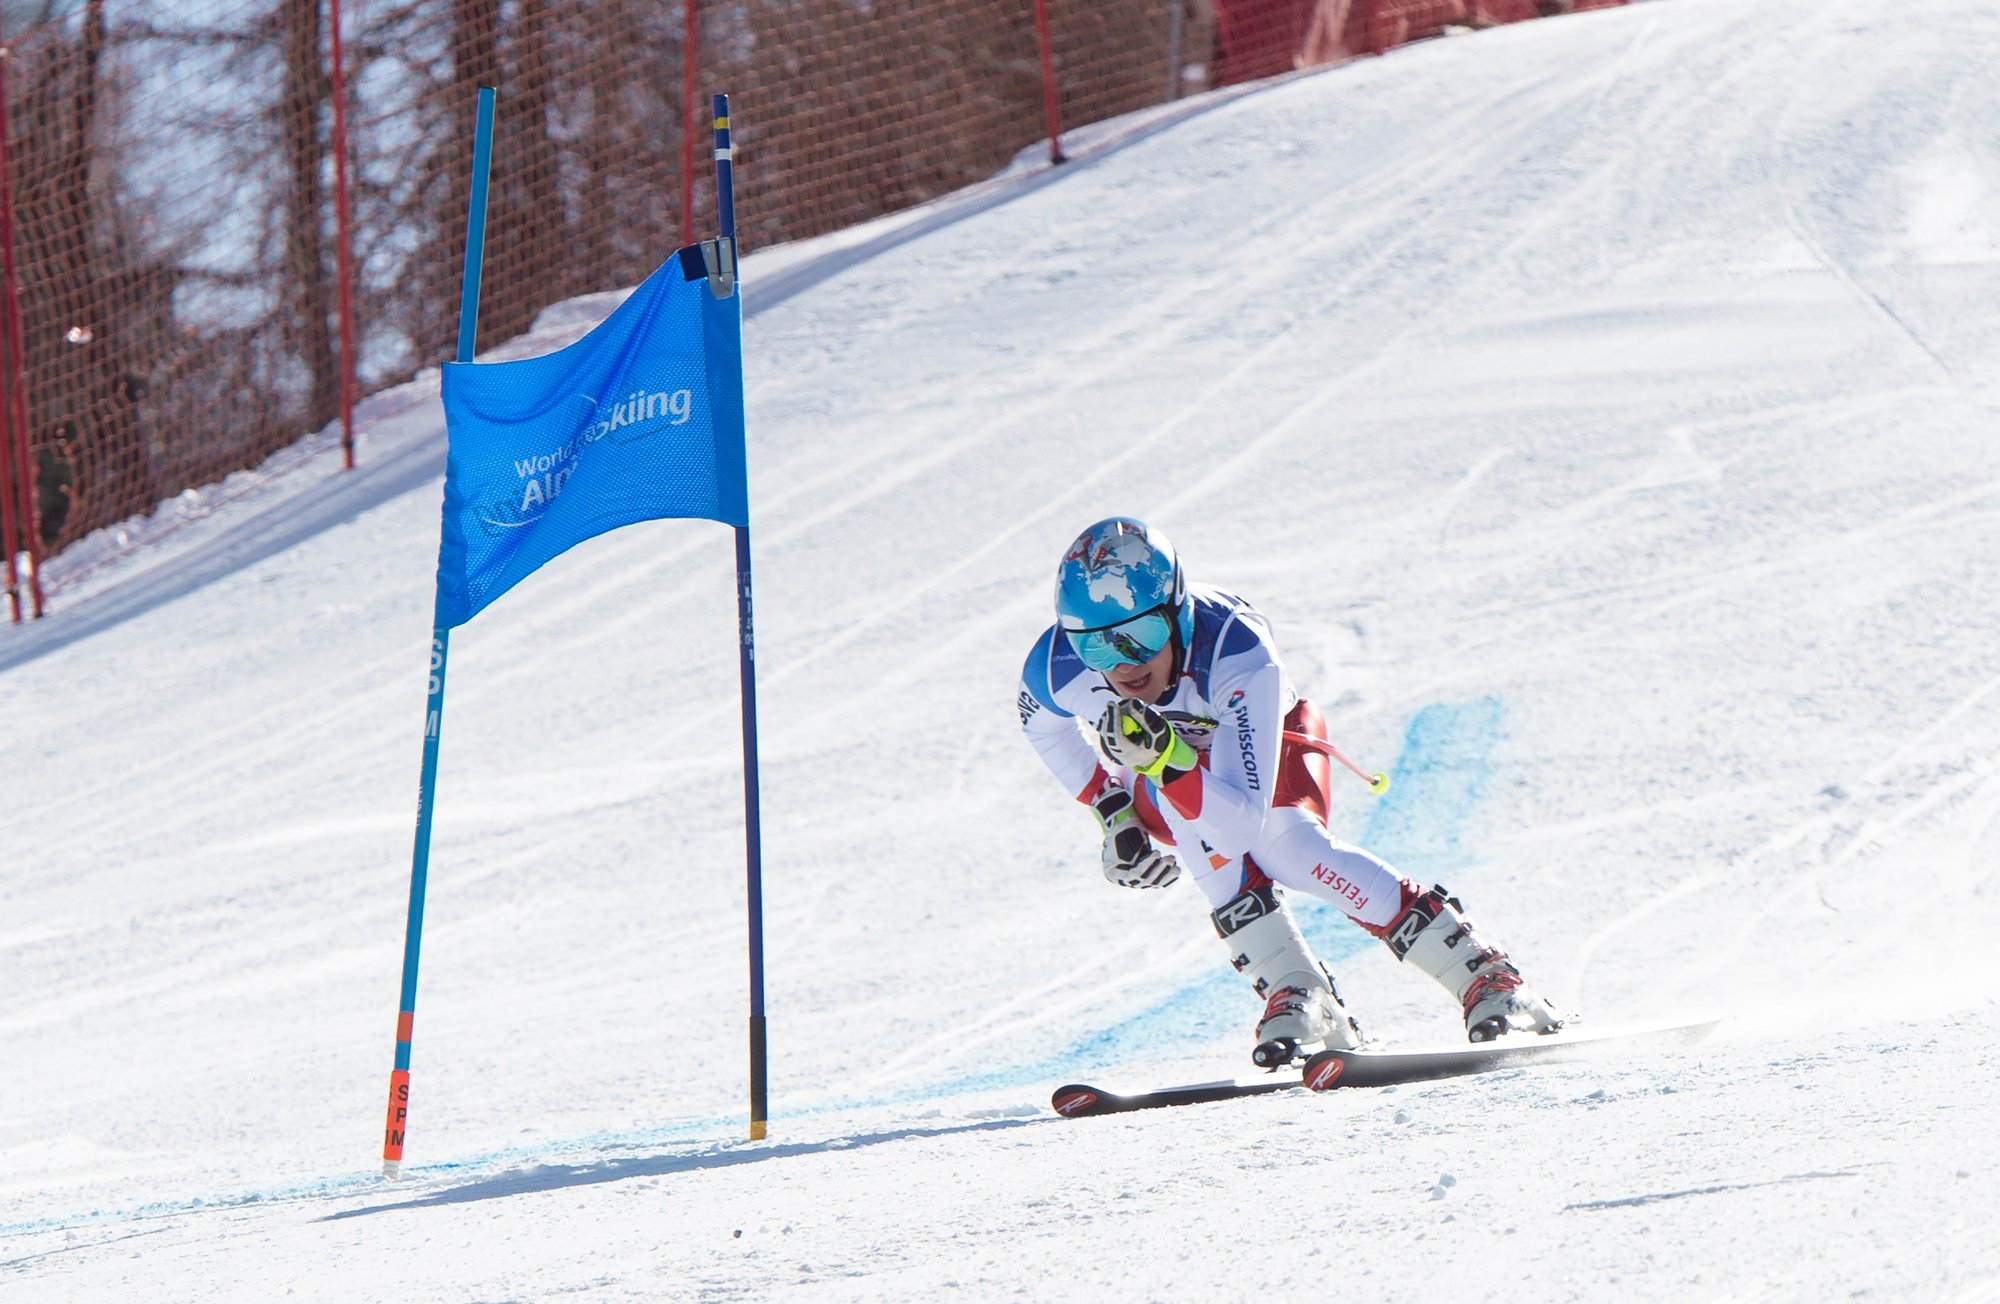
0;0;1615;613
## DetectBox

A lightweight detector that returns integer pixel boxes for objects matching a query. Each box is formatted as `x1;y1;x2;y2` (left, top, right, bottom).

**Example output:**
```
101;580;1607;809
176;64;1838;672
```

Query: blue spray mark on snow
1358;696;1507;883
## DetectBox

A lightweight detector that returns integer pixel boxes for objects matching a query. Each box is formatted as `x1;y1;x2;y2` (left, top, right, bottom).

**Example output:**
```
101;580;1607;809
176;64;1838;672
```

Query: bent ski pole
1283;731;1391;795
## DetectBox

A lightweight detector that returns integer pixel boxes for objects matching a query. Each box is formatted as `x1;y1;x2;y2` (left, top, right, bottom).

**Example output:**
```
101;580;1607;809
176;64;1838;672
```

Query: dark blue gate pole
711;94;768;1143
382;86;496;1179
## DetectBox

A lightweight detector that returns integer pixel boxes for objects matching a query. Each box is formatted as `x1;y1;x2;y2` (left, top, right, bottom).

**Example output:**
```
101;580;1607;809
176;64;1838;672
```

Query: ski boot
1211;883;1364;1068
1384;885;1563;1042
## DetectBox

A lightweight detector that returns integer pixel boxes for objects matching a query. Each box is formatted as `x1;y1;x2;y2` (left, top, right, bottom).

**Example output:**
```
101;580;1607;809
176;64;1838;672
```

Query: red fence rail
0;0;1616;617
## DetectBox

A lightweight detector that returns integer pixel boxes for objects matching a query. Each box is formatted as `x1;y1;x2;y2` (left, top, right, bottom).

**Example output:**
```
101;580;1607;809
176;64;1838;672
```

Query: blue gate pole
382;86;496;1179
712;94;769;1143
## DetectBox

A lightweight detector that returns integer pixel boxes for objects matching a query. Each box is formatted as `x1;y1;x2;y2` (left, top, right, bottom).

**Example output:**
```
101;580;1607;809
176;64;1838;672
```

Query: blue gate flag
434;249;748;628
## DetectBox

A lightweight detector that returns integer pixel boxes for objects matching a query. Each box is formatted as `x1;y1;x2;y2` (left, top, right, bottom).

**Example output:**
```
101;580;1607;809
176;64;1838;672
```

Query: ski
1050;1074;1302;1118
1050;1019;1719;1117
1300;1018;1720;1091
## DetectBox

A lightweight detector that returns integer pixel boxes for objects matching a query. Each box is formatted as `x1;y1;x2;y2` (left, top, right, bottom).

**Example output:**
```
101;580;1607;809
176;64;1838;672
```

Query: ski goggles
1069;610;1174;672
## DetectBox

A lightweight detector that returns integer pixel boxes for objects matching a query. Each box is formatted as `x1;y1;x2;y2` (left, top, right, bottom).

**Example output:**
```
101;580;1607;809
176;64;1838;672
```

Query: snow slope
5;0;2000;1297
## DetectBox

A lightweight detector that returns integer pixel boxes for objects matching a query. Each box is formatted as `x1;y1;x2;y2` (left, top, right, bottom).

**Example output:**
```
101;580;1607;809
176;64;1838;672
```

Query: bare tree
11;0;157;542
280;0;340;434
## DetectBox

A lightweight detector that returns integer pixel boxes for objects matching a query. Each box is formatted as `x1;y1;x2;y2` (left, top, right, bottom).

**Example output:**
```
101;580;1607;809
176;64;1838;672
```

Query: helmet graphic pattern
1055;518;1189;639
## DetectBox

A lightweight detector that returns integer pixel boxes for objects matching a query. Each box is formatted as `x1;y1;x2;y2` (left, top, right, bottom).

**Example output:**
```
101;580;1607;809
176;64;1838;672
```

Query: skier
1017;516;1564;1067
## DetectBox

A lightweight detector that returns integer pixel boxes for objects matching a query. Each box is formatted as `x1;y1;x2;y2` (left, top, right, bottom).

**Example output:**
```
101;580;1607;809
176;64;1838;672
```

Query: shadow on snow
320;1116;1044;1219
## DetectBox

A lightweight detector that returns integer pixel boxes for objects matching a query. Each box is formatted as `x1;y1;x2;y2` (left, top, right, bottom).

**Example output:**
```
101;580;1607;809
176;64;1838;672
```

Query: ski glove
1095;699;1198;783
1090;783;1180;889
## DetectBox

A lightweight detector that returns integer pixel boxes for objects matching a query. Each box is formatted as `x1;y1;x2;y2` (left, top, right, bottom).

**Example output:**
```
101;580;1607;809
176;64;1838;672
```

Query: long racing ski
1300;1018;1719;1090
1050;1019;1719;1118
1050;1074;1302;1118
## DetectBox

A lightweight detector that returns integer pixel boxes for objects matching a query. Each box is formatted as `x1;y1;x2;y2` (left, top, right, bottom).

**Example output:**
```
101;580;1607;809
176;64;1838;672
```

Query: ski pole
1283;730;1391;795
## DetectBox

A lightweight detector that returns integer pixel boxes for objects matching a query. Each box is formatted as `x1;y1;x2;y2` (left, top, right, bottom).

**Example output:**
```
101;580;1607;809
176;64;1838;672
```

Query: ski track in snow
6;0;2000;1299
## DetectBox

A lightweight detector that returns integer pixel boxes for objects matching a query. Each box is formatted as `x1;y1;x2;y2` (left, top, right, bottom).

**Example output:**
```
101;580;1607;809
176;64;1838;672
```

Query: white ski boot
1211;883;1364;1068
1384;885;1563;1042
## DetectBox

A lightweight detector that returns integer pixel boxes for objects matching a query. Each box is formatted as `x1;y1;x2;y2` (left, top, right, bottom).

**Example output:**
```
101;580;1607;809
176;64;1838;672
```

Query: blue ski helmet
1054;518;1194;671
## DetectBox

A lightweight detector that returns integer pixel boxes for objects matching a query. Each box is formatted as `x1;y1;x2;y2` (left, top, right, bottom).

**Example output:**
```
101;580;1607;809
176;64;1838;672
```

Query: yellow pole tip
1369;773;1391;795
749;1120;768;1141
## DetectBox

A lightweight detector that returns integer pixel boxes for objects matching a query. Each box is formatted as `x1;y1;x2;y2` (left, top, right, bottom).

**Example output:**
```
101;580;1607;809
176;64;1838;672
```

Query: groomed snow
5;0;1999;1298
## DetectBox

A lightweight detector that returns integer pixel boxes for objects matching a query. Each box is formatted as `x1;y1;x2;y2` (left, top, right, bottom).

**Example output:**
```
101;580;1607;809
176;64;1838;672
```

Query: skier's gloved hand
1096;699;1198;782
1090;783;1180;889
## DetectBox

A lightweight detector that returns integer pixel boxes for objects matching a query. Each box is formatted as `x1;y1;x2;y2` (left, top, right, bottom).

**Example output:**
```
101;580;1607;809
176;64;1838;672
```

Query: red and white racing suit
1017;583;1415;931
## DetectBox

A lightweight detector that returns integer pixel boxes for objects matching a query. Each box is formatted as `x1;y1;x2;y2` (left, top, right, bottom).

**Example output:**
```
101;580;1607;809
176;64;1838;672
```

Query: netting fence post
0;19;41;621
1033;0;1067;164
